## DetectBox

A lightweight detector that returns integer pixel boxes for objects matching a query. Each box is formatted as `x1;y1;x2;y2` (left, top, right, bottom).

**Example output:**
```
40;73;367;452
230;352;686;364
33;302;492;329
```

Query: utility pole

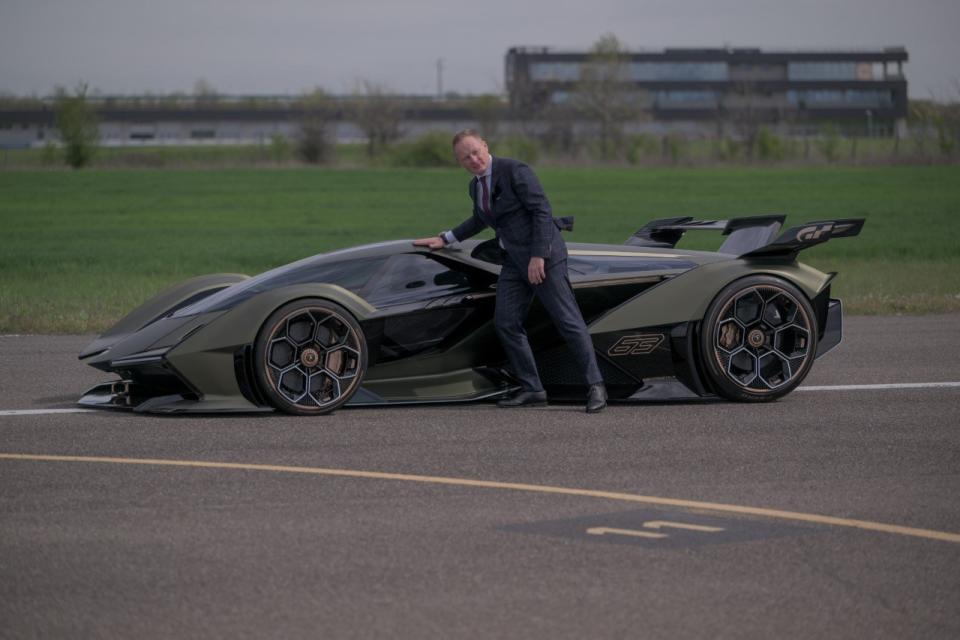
436;58;444;100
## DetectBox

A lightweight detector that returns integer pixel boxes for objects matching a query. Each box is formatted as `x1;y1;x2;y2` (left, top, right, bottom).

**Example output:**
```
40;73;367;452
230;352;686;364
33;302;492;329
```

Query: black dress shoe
497;390;548;408
585;383;607;413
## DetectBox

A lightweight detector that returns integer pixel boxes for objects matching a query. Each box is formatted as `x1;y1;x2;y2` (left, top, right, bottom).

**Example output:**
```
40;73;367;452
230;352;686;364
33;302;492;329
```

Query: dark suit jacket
451;156;567;270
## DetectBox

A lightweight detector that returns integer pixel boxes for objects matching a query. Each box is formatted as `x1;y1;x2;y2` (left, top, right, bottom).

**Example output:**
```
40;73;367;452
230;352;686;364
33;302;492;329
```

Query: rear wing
626;215;865;259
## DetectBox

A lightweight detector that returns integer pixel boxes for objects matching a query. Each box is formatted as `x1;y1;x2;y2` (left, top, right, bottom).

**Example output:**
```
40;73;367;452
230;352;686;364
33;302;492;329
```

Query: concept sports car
78;215;863;414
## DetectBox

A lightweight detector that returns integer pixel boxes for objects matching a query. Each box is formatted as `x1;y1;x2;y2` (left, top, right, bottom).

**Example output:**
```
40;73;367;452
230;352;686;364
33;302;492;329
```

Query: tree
352;80;403;158
507;74;549;139
296;88;334;164
573;33;638;160
193;78;219;104
730;80;764;160
469;94;504;142
54;83;99;169
539;102;578;156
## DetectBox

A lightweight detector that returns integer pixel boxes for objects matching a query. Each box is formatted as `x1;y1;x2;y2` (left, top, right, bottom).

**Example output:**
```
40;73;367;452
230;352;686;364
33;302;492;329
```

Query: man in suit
414;130;607;413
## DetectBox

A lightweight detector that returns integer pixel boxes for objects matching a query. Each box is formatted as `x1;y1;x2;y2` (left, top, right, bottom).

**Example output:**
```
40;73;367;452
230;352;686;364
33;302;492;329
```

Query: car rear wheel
701;275;818;402
254;299;367;415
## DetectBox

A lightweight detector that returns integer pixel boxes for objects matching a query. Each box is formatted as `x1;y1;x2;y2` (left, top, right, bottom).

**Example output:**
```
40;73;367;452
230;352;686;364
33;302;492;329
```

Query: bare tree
730;80;764;159
470;94;504;142
507;74;550;140
934;83;960;157
573;33;638;159
352;81;403;158
192;78;219;105
539;102;578;156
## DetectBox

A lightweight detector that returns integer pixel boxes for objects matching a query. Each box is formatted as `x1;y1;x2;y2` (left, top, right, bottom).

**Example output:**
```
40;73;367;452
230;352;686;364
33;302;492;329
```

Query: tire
254;299;367;415
700;275;818;402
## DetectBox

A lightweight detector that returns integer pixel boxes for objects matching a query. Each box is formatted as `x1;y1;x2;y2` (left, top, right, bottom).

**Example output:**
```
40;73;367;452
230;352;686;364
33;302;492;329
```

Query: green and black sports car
78;215;863;415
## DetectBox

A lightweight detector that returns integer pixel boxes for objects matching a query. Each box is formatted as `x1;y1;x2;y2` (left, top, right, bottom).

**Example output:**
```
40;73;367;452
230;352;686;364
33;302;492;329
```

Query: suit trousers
494;258;603;392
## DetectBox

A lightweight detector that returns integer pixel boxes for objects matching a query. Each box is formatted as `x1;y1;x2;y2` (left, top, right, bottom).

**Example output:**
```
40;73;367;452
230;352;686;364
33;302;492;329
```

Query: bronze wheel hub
300;348;320;368
747;329;766;348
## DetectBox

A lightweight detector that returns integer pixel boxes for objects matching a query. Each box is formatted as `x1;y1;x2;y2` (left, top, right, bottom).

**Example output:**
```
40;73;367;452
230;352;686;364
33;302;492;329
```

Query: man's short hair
452;129;483;149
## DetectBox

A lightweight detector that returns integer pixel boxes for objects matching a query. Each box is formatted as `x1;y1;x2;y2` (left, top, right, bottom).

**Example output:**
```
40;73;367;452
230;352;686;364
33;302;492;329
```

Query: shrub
269;134;292;163
662;133;686;164
626;134;660;164
817;124;842;163
496;136;540;165
757;127;786;161
713;137;744;162
388;131;456;167
297;121;331;164
935;115;957;157
40;142;60;166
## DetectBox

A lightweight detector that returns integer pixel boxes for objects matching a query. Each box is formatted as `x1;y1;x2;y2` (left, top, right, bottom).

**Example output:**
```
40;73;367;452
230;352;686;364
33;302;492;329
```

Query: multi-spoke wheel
254;299;367;415
701;275;818;402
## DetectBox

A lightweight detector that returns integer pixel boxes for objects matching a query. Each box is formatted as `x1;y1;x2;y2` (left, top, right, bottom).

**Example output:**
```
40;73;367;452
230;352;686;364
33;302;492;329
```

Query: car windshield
360;254;475;306
171;254;387;317
171;250;483;317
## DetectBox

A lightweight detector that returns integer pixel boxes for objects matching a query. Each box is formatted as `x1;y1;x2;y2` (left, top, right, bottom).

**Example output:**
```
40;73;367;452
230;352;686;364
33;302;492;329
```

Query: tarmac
1;314;958;638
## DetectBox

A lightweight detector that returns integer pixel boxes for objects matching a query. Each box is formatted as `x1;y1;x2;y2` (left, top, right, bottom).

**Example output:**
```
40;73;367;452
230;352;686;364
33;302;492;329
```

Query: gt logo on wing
797;223;834;242
607;334;665;356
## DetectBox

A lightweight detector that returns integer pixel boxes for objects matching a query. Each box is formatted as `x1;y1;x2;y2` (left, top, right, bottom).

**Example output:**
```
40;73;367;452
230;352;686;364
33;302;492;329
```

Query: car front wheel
254;299;367;415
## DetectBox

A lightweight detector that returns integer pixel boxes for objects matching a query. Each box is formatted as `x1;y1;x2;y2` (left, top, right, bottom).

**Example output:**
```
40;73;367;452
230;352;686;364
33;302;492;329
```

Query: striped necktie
479;176;491;216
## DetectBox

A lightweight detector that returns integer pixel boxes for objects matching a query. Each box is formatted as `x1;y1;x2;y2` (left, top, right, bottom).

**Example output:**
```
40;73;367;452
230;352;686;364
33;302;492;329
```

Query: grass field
1;165;958;333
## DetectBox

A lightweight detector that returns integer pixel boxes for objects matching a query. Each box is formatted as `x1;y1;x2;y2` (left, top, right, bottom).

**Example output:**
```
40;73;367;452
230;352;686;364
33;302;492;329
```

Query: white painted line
1;381;958;417
586;527;667;539
798;382;960;392
643;521;725;532
0;409;95;416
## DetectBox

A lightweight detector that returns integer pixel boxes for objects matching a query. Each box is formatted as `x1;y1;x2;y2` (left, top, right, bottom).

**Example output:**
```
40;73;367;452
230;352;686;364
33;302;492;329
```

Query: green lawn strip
0;138;926;170
1;166;957;333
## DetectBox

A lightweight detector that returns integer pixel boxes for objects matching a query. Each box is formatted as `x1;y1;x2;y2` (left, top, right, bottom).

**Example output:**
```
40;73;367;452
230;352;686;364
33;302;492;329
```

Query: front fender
164;284;376;402
79;273;248;360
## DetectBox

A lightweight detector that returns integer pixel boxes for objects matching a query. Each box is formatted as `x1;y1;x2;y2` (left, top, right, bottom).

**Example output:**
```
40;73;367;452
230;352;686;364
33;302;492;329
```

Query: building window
844;90;894;107
788;89;893;107
655;90;719;110
529;62;581;82
787;62;858;81
631;62;728;81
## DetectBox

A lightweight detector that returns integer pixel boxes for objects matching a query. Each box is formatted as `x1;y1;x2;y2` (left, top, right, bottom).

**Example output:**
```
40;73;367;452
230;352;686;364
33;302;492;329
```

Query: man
413;130;607;413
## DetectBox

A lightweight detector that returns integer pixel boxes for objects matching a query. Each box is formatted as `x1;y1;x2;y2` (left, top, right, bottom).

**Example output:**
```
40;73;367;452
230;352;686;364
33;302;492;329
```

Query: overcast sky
1;0;957;100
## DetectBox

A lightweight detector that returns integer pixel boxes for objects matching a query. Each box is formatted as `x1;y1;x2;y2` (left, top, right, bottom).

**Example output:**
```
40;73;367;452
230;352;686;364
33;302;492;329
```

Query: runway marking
2;453;959;545
643;521;725;533
587;527;667;539
586;521;725;541
798;382;960;392
0;409;95;416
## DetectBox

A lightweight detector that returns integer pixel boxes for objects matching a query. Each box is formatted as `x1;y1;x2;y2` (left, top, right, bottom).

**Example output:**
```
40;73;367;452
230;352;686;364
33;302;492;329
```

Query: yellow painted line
587;527;667;539
3;453;960;545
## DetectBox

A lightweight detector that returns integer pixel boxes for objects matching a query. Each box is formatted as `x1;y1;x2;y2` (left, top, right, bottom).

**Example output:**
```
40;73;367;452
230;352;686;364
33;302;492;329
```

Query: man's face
454;135;490;176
